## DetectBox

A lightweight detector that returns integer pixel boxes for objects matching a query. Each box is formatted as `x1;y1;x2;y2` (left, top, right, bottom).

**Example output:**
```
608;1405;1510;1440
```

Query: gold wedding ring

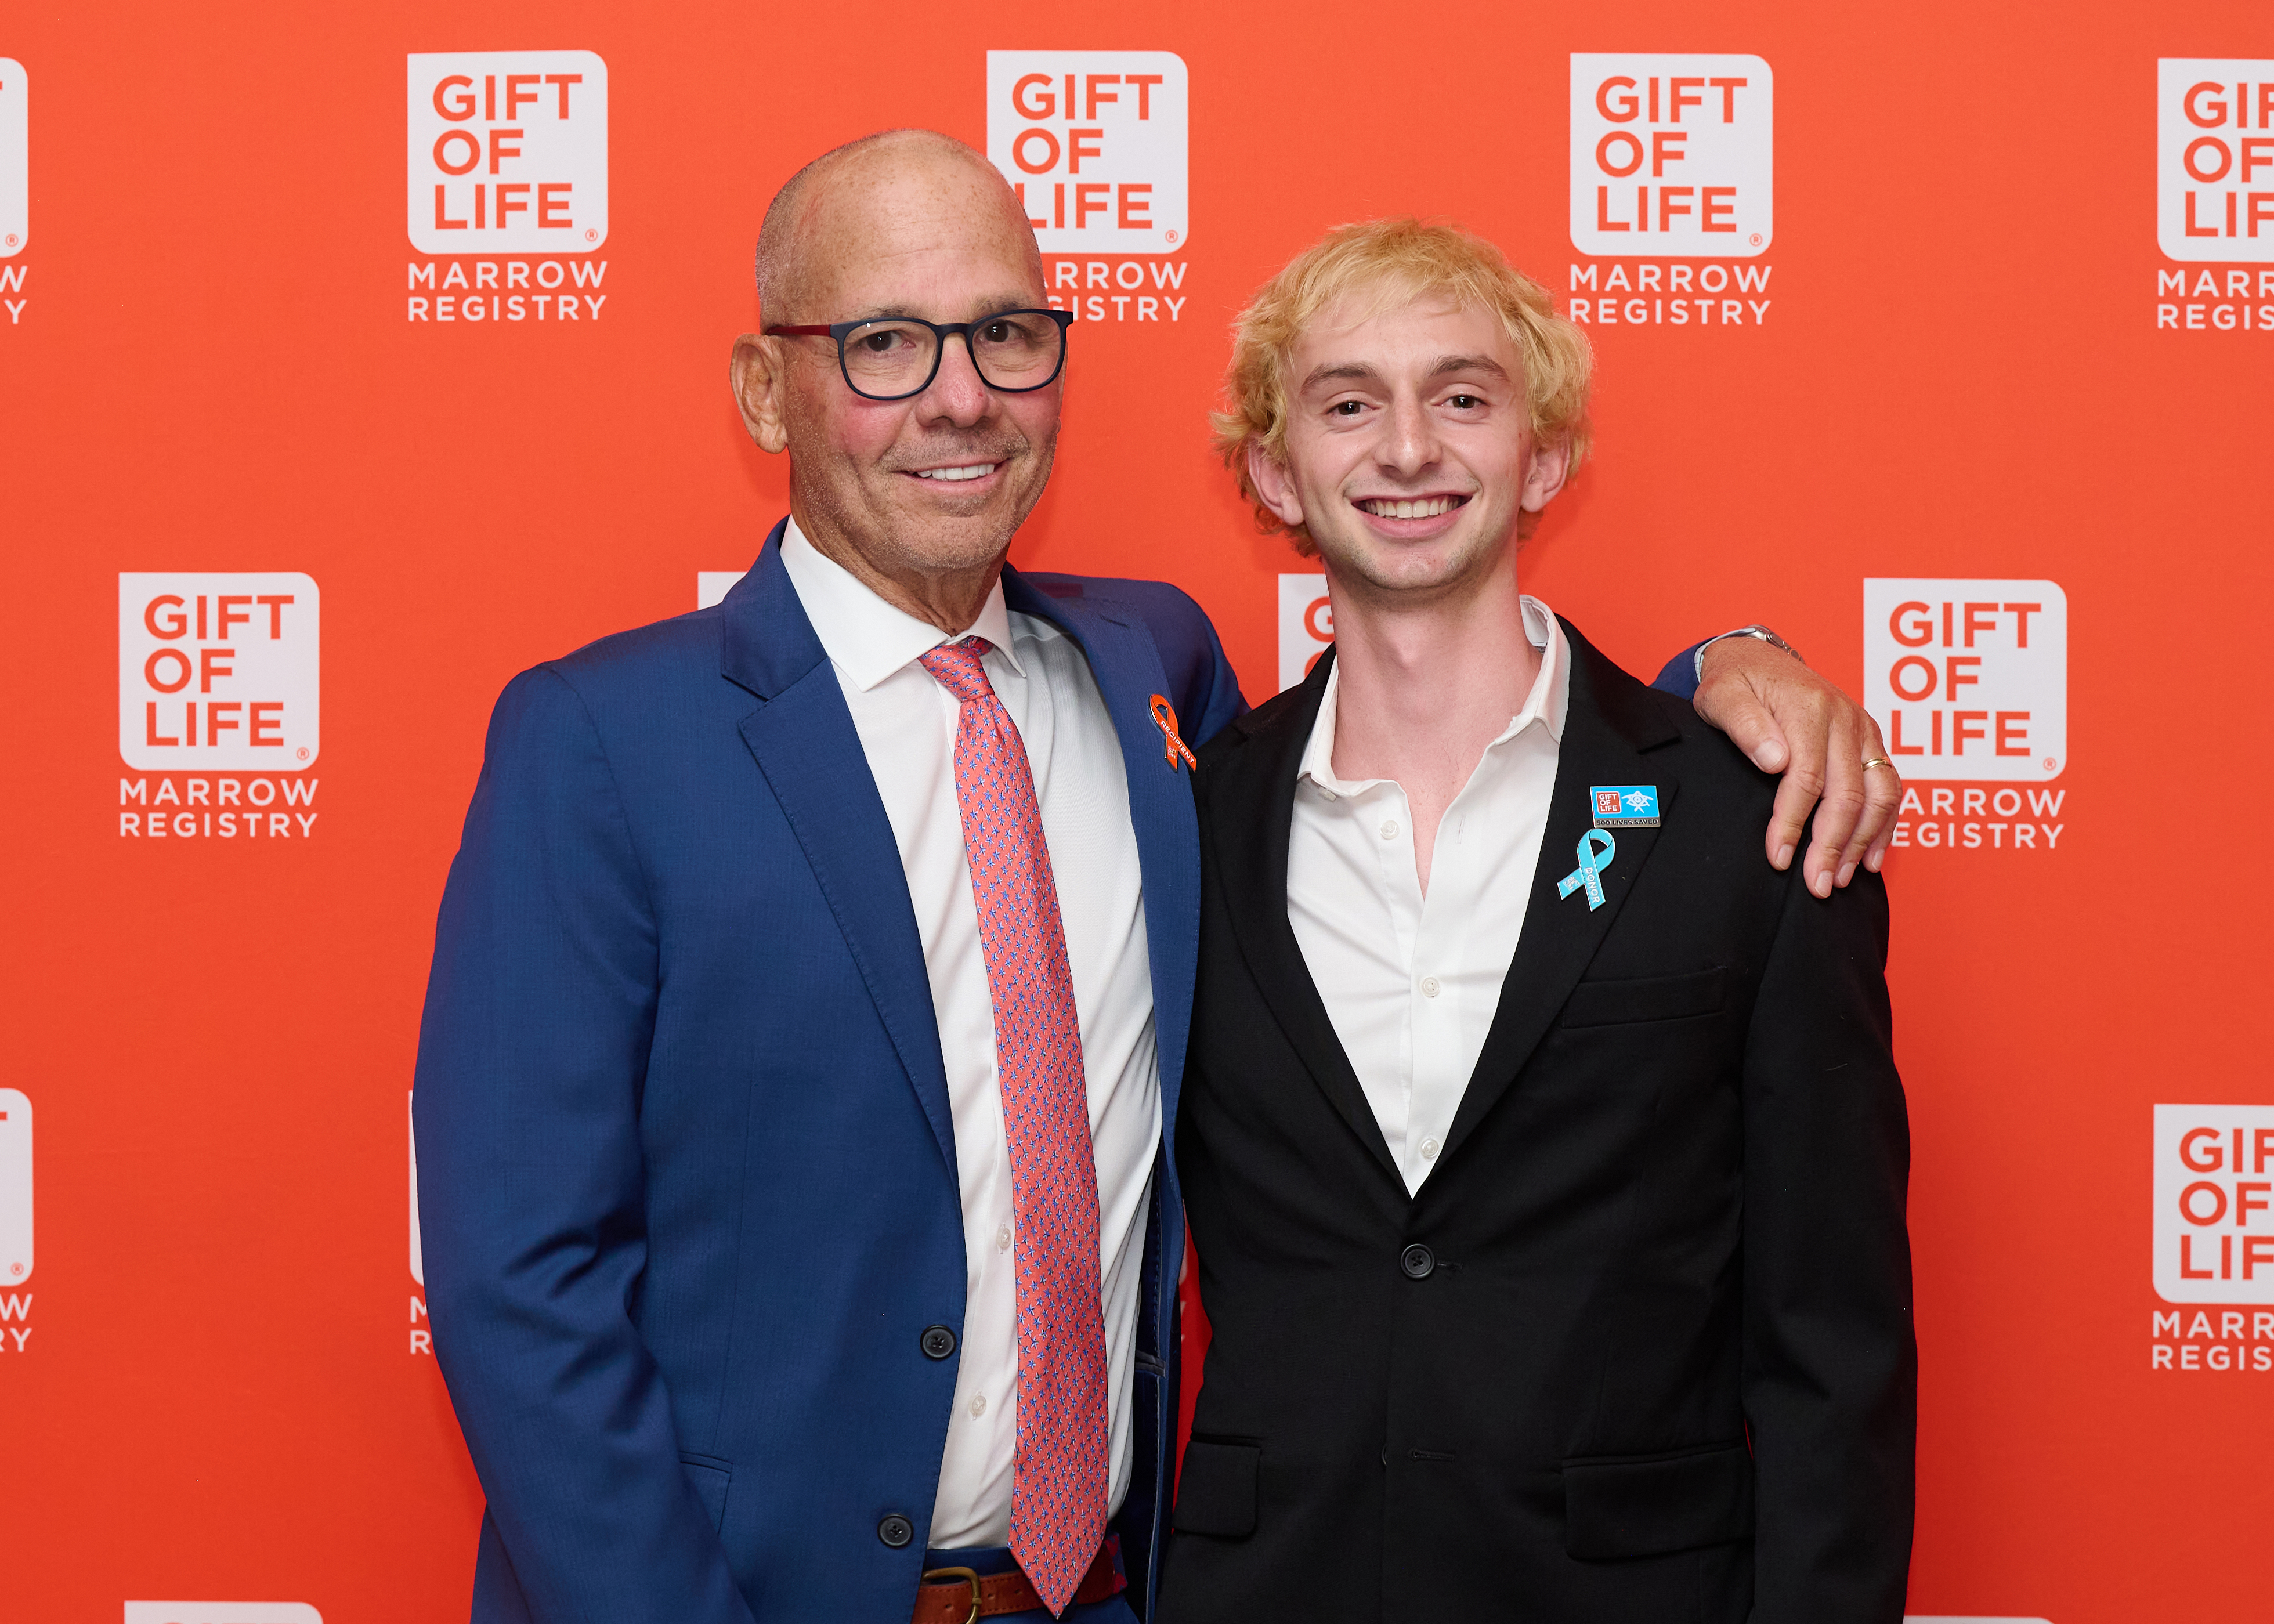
1860;758;1896;772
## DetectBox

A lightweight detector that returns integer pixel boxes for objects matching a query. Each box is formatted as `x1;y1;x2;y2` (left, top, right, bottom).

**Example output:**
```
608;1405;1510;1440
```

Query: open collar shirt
1286;596;1570;1196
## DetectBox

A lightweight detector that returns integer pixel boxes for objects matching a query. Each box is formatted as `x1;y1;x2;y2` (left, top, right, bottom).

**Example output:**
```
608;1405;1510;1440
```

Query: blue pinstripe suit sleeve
1185;605;1249;747
1653;641;1708;701
414;665;757;1624
1079;577;1248;747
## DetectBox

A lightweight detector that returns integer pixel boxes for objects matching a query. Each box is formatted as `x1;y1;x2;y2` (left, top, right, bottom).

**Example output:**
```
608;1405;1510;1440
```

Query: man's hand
1693;636;1901;898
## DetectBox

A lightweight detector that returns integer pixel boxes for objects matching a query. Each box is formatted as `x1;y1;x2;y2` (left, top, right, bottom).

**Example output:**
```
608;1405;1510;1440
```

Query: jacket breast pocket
1559;967;1726;1029
1172;1439;1259;1539
679;1452;733;1533
1562;1441;1753;1560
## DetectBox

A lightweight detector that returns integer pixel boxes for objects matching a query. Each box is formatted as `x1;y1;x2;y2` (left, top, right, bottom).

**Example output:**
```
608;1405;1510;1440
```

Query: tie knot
918;636;996;704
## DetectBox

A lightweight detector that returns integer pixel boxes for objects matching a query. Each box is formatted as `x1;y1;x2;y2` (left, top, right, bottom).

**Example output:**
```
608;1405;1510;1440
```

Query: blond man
1162;220;1914;1623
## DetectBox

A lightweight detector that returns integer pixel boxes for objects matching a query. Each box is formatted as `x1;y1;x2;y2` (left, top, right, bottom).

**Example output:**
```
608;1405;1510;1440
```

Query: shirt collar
776;516;1022;692
1298;594;1569;794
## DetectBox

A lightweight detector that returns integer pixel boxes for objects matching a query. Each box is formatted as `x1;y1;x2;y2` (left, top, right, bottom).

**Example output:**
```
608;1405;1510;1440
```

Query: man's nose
915;332;995;426
1382;392;1441;473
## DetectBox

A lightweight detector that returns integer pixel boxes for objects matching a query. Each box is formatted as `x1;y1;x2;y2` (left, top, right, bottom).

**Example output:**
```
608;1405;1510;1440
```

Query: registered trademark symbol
297;747;310;761
2042;757;2056;769
585;229;598;242
1165;230;1178;244
1748;233;1762;247
3;233;14;247
9;1263;20;1276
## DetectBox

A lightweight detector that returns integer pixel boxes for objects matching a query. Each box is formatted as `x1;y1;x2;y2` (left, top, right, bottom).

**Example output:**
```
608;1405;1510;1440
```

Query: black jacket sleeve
1740;867;1917;1621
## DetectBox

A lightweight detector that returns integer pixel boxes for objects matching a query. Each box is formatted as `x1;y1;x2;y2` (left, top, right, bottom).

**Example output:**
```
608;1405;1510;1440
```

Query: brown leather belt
913;1535;1125;1623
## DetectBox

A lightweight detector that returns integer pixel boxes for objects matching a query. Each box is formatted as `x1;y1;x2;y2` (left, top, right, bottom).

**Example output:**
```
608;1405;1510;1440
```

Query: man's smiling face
764;138;1062;589
1253;291;1567;607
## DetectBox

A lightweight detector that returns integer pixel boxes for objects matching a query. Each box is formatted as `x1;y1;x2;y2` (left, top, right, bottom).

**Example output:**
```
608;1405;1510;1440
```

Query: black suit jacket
1158;624;1915;1623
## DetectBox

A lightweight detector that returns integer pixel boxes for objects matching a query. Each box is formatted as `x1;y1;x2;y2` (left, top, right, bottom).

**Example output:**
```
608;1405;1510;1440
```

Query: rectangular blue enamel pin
1590;785;1660;829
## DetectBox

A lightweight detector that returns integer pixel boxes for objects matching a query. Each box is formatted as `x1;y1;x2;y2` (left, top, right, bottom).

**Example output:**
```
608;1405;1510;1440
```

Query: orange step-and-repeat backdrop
5;3;2272;1619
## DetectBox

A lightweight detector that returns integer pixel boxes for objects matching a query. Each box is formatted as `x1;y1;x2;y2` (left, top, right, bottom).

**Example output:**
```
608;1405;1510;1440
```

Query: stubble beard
791;411;1058;583
1315;504;1514;615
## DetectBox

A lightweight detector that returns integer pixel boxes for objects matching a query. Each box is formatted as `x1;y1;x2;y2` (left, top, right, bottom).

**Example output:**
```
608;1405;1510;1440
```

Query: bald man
413;130;1897;1624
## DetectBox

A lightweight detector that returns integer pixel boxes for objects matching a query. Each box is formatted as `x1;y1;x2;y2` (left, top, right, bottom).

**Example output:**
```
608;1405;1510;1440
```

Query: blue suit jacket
413;521;1246;1624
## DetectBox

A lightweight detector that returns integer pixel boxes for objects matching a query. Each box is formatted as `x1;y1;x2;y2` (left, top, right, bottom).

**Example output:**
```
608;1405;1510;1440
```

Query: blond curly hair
1212;218;1593;554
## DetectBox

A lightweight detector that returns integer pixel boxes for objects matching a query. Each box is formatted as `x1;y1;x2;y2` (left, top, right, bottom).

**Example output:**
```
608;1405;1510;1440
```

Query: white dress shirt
777;521;1159;1550
1286;596;1569;1195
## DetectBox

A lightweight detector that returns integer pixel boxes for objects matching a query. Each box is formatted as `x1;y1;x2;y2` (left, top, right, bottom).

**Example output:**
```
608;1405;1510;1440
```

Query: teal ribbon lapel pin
1557;829;1618;911
1559;785;1659;911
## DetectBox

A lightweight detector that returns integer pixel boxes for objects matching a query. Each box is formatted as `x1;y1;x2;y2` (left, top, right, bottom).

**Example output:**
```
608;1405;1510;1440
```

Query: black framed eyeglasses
764;308;1074;402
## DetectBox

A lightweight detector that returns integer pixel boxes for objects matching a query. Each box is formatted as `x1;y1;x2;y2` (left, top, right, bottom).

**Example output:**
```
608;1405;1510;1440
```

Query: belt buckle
920;1565;983;1624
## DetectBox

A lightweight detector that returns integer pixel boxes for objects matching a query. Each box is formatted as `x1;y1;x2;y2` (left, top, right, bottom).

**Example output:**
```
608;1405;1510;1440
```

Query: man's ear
1246;442;1307;531
730;335;790;454
1520;435;1573;515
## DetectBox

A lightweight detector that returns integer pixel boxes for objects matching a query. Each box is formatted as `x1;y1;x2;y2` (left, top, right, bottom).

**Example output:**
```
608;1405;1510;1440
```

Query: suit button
878;1514;914;1549
920;1325;957;1360
1400;1244;1435;1279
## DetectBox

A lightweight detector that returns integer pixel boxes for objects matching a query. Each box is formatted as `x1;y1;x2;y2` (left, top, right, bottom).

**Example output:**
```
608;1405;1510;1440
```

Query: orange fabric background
5;3;2271;1619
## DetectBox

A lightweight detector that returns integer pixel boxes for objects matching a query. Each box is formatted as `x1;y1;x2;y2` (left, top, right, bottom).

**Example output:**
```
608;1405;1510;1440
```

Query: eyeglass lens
841;313;1064;397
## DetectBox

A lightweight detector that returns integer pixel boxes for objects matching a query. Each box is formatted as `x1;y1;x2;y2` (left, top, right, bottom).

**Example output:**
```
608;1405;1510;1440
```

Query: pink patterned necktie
918;636;1108;1616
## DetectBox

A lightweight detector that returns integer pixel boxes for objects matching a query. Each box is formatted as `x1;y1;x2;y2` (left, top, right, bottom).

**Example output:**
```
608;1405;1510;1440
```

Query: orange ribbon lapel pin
1151;695;1196;771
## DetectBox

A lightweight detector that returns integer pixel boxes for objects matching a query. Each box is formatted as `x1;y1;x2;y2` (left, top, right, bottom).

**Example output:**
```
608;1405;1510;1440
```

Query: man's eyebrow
1300;354;1512;391
843;294;1043;324
1428;353;1510;381
1300;361;1382;391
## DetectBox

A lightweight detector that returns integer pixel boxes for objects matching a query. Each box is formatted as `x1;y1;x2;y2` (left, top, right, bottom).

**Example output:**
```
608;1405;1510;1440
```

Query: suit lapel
1204;649;1404;1185
1000;567;1203;1178
722;523;959;1173
1439;621;1683;1164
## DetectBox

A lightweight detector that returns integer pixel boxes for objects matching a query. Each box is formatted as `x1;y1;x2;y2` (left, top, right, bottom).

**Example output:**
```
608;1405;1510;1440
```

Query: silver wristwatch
1693;624;1804;685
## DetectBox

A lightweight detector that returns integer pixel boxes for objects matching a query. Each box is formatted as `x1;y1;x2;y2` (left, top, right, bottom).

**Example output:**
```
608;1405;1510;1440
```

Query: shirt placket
1405;726;1531;1189
1354;780;1422;1170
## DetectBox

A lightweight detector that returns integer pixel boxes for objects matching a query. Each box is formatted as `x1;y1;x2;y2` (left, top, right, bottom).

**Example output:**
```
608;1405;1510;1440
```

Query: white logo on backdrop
408;1093;423;1289
0;58;26;257
2154;1105;2274;1305
1570;54;1772;258
2157;60;2274;263
1277;574;1332;693
0;1089;30;1287
407;52;607;255
124;1607;323;1624
697;572;746;610
118;574;320;772
987;52;1188;255
1861;579;2064;783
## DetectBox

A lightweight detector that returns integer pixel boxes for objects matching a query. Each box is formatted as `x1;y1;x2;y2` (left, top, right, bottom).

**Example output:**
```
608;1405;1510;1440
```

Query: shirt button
1420;975;1441;999
970;1392;988;1418
1420;1137;1440;1160
995;1225;1013;1253
1380;819;1400;840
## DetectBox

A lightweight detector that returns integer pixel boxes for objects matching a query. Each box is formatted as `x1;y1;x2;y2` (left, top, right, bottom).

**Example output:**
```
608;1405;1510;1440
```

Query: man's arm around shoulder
415;665;755;1624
